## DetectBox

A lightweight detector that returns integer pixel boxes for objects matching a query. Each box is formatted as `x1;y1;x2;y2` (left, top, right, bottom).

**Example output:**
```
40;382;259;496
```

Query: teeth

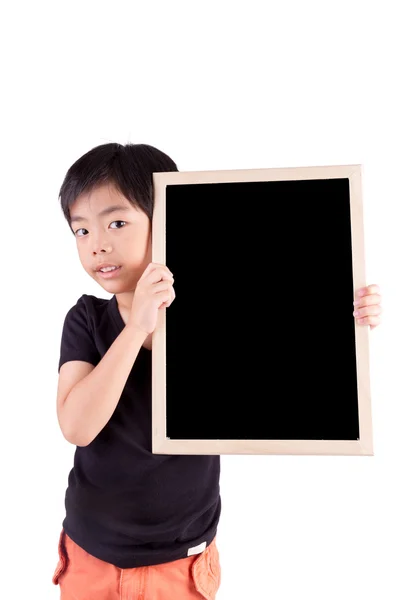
100;266;119;272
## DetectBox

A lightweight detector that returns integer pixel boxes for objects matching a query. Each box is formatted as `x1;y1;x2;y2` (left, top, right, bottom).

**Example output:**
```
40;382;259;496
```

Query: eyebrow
70;204;131;224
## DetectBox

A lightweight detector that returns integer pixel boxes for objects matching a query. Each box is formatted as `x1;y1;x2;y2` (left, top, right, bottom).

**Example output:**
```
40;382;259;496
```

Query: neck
115;291;135;312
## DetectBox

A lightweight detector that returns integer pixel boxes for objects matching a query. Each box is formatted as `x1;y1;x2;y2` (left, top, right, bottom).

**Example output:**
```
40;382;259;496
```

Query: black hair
59;142;178;233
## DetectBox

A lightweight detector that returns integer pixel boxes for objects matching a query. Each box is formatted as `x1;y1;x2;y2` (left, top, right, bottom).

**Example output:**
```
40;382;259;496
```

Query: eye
110;220;126;229
74;221;126;237
75;228;87;237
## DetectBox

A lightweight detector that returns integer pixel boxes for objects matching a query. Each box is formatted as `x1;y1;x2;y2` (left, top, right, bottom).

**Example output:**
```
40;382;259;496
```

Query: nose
92;237;112;255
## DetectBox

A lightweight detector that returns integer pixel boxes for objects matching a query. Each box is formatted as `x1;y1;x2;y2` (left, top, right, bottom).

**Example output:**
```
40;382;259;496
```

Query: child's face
69;183;152;293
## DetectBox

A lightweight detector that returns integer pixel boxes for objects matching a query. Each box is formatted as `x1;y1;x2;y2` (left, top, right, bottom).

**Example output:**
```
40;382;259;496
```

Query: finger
152;280;173;294
151;262;173;276
137;262;156;283
139;263;173;282
356;284;380;297
353;304;382;319
151;262;172;275
157;290;172;308
160;287;175;308
355;315;381;328
140;262;158;276
353;293;381;308
147;267;174;284
166;288;176;306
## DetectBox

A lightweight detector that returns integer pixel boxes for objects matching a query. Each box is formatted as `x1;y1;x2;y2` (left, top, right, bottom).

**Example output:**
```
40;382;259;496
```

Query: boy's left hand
353;284;382;330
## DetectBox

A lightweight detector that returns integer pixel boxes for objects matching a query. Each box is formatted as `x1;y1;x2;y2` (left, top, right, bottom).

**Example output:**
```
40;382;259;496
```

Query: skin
69;182;154;347
353;284;382;330
69;182;383;340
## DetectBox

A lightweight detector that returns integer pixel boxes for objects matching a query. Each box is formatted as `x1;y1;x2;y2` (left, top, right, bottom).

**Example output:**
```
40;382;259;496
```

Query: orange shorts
52;529;221;600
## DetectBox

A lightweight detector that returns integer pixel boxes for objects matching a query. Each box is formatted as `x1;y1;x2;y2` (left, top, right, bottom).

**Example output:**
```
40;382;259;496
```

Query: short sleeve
58;295;101;372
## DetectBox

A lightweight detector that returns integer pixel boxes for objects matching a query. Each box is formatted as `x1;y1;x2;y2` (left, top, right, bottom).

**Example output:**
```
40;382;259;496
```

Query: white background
1;1;399;598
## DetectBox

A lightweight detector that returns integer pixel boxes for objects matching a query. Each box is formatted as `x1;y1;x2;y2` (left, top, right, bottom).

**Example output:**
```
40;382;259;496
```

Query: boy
52;143;382;599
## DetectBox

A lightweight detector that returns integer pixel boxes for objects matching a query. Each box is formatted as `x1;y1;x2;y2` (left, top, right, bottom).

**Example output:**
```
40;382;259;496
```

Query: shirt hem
62;521;219;569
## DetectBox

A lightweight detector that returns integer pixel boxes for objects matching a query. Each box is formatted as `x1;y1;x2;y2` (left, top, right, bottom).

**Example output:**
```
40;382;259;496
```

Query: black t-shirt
58;293;221;568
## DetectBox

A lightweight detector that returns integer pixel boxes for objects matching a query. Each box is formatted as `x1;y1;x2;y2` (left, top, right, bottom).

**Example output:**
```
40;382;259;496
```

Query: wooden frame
151;164;373;456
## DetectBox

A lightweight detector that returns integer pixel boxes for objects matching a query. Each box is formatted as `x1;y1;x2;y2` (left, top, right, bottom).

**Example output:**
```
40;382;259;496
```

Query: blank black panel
164;178;359;441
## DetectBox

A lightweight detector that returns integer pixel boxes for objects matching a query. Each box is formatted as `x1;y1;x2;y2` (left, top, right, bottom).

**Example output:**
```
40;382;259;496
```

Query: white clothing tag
187;541;206;556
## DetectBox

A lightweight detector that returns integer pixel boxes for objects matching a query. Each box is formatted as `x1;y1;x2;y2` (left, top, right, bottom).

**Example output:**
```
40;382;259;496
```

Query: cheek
125;231;151;255
76;249;91;272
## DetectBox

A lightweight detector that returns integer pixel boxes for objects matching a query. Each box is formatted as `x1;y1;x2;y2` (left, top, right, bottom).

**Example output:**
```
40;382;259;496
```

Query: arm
57;324;147;447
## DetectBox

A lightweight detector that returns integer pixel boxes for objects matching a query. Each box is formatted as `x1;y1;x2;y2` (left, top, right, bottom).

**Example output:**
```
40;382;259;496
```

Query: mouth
97;266;122;279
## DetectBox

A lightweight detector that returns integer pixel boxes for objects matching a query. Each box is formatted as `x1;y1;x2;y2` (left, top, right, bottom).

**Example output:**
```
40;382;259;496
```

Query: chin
90;268;138;291
97;280;135;294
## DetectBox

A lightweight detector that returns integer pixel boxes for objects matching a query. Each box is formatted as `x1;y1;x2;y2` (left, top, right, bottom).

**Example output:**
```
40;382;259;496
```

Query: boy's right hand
127;263;175;334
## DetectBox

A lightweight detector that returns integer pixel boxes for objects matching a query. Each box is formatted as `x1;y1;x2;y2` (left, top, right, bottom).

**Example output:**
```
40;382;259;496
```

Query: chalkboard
151;164;373;456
